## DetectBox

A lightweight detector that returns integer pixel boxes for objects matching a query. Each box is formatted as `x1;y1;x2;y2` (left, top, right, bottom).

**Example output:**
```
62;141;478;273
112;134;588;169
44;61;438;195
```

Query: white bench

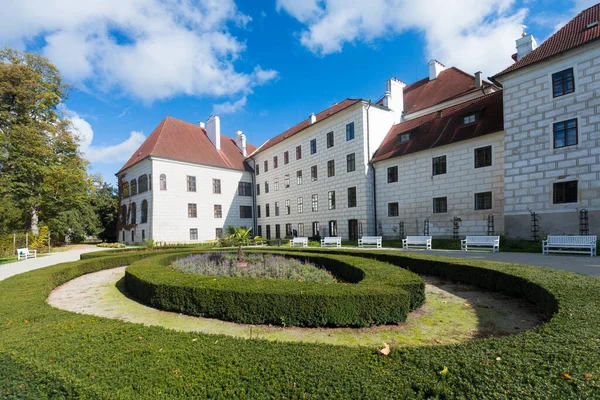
321;237;341;247
358;236;382;248
461;236;500;252
543;235;597;257
402;236;432;249
291;237;308;247
17;248;37;260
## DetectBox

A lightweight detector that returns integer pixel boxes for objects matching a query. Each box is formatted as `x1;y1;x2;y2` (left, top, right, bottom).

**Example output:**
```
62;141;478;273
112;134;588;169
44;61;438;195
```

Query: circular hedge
0;248;599;398
123;250;425;327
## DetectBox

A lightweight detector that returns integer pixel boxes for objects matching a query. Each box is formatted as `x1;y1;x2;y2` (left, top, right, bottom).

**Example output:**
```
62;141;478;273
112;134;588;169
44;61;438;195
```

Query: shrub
96;242;126;248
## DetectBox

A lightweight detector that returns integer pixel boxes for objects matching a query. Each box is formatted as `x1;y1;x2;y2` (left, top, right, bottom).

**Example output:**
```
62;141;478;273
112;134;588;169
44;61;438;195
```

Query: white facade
498;40;600;237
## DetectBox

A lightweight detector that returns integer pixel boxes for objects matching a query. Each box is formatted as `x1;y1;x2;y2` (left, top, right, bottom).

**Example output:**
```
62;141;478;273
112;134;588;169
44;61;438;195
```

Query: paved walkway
0;245;102;281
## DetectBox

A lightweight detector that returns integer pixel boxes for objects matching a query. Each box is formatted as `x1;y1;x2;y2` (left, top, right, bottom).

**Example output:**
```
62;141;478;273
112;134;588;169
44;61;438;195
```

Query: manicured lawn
0;256;17;266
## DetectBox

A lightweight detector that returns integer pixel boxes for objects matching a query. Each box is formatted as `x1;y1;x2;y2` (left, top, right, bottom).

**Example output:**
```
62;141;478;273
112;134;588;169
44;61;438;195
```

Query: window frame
296;145;302;160
187;175;196;192
346;122;355;141
474;146;492;168
326;131;334;148
240;205;252;219
284;151;289;164
296;170;303;185
346;153;356;172
387;166;398;183
297;197;303;214
273;156;278;169
212;178;221;194
312;194;318;212
188;203;197;218
310;139;317;155
348;187;357;208
388;202;399;217
213;204;223;218
553;180;578;204
311;165;318;182
474;192;492;210
433;197;448;213
327;159;335;177
432;155;447;176
552;67;575;98
190;228;198;240
553;118;578;149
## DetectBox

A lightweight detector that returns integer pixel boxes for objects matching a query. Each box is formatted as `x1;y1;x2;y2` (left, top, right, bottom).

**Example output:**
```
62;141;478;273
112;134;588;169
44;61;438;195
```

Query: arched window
122;182;130;198
141;200;148;223
160;174;167;190
130;179;138;196
120;205;127;225
138;174;148;193
130;203;137;225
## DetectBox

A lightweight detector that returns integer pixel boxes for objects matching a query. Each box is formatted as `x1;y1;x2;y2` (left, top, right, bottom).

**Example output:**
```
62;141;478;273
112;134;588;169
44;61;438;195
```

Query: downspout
250;158;257;237
365;100;377;236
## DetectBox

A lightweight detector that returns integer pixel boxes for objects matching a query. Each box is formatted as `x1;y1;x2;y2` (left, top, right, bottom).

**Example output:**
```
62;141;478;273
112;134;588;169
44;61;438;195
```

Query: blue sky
1;0;593;184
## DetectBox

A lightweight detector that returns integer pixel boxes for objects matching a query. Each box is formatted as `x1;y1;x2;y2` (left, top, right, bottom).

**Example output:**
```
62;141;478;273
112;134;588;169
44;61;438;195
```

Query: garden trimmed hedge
0;249;599;398
124;250;425;327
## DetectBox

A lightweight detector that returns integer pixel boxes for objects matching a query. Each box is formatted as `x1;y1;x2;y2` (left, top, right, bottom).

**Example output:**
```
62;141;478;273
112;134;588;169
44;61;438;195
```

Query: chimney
428;60;446;80
199;121;205;129
309;113;316;125
474;71;483;89
516;33;537;61
236;130;247;157
384;78;406;124
206;115;221;150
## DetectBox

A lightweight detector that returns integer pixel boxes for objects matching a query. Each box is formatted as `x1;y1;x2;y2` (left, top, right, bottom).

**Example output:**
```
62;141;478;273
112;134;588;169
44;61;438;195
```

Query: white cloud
277;0;527;77
1;0;277;102
212;96;247;114
68;111;146;164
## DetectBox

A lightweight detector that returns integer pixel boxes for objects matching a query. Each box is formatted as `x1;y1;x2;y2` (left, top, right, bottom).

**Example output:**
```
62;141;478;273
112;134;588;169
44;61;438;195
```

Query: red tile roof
118;116;256;174
250;99;363;156
372;91;503;163
377;67;493;114
494;4;600;78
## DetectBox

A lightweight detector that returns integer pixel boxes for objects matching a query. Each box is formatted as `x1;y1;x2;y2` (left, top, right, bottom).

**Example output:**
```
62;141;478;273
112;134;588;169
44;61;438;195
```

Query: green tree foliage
90;176;118;242
225;226;253;261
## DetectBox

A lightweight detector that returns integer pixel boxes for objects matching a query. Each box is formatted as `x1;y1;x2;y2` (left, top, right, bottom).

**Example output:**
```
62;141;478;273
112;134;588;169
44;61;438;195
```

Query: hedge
0;249;599;398
124;250;425;327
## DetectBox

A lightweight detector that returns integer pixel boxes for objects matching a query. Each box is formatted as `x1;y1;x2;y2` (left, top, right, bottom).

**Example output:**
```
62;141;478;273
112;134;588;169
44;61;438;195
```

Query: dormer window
463;114;476;124
398;133;411;143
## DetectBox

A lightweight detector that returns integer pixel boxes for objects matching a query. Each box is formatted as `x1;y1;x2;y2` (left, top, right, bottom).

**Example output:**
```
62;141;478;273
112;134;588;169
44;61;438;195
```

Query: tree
90;177;118;242
225;226;253;262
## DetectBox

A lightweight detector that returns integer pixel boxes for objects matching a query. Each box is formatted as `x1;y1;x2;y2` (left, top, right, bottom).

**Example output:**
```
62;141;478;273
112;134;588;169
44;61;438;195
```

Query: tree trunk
31;205;39;236
237;244;244;262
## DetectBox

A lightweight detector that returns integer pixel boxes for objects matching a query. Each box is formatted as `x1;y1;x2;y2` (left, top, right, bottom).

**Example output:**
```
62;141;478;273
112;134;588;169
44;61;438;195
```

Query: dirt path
47;267;544;348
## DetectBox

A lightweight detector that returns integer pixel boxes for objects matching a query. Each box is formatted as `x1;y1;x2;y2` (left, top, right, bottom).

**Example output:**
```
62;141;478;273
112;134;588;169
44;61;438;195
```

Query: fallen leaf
496;357;501;361
378;343;390;356
559;373;572;380
584;373;593;379
192;338;198;342
328;333;334;337
214;340;219;344
137;336;143;341
440;366;448;376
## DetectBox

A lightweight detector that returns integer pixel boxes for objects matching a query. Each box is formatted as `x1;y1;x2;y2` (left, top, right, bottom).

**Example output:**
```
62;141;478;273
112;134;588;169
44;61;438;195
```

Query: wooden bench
321;237;341;247
461;235;500;252
402;236;432;249
291;237;308;247
17;248;37;260
543;235;597;257
358;236;382;248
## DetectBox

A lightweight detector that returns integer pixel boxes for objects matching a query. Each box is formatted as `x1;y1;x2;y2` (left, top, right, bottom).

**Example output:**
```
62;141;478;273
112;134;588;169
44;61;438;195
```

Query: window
238;182;252;196
275;201;280;216
310;139;317;155
188;203;197;218
275;224;281;239
347;153;355;172
474;146;492;168
328;220;338;236
327;160;335;177
148;174;151;191
327;131;334;148
257;225;262;237
213;179;221;194
432;156;447;175
266;225;271;240
311;165;318;181
142;230;145;241
312;194;318;212
273;156;278;169
256;183;260;196
553;119;578;148
387;166;398;183
256;164;260;175
122;182;129;198
187;176;196;192
190;229;198;240
120;205;127;225
274;178;279;191
266;204;270;217
399;133;411;142
141;200;148;223
131;230;135;242
285;223;292;237
296;145;302;160
388;202;399;217
265;181;269;193
130;203;137;224
214;204;222;218
462;114;476;124
285;199;291;215
160;174;167;190
433;197;447;213
312;222;320;237
552;68;575;97
328;191;336;210
257;205;261;218
139;174;149;193
553;181;578;204
298;223;304;237
215;228;223;239
264;160;268;172
297;197;303;213
284;151;289;165
346;122;355;141
284;174;290;188
130;179;138;196
296;170;303;185
240;205;252;218
475;192;492;210
348;187;357;208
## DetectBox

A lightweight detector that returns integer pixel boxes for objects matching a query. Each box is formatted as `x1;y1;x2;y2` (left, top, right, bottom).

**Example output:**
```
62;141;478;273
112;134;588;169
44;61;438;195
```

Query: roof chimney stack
199;121;205;129
474;71;483;89
309;113;316;125
428;60;446;80
236;130;247;156
206;115;221;150
384;78;406;124
516;33;537;61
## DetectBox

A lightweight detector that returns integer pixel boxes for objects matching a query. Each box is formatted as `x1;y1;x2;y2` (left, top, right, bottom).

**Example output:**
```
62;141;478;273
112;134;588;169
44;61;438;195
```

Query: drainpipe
250;158;257;237
365;100;377;236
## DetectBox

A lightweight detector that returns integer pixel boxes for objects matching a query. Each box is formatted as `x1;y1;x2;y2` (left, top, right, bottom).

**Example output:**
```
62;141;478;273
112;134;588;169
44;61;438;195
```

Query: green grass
0;248;599;398
0;256;18;265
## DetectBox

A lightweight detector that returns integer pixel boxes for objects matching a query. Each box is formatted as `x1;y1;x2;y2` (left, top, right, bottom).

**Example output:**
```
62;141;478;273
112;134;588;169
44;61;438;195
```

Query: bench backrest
405;236;431;243
465;236;499;243
292;237;308;243
17;248;30;255
361;236;382;242
546;235;596;245
323;237;341;243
